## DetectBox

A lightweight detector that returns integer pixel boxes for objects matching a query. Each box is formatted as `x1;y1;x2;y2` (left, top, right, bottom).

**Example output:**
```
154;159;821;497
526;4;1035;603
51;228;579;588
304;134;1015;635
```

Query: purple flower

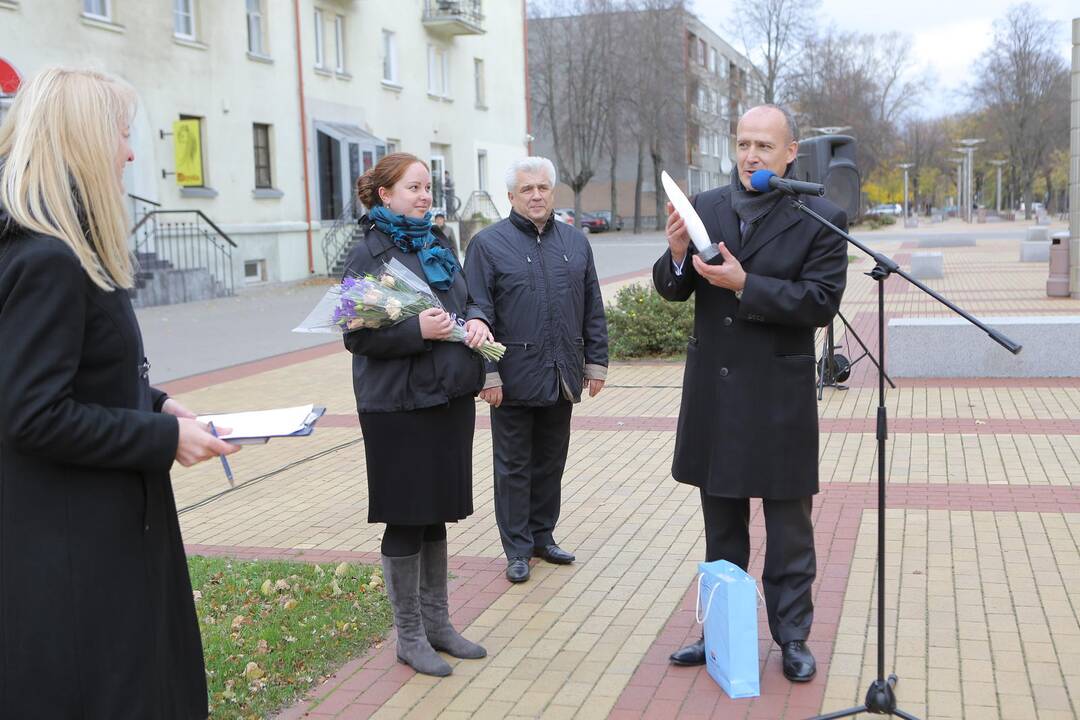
341;277;357;291
340;298;356;314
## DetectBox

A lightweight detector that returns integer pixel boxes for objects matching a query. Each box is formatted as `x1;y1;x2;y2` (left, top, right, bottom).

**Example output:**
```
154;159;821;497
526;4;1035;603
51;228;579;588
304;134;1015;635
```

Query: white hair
505;156;557;192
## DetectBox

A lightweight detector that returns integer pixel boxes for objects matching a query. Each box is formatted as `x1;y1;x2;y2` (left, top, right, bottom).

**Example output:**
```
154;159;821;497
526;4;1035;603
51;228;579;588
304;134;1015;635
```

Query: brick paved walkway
165;219;1080;719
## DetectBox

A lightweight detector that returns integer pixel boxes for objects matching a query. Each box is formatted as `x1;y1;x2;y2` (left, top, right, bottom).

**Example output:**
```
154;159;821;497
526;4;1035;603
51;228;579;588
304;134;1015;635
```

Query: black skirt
360;395;476;524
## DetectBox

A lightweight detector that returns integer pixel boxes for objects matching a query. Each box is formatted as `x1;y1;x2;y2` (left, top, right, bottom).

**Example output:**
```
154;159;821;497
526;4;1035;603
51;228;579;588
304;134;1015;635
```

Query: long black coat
653;186;848;499
0;223;207;718
342;221;487;413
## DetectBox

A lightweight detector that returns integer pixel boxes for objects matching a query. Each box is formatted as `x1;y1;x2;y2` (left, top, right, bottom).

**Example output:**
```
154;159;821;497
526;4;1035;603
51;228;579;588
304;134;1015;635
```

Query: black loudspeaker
795;135;860;219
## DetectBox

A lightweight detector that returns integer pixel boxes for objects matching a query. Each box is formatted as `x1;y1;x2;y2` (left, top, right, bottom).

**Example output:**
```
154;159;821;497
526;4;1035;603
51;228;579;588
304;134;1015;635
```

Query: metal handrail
321;198;363;276
130;208;237;303
140;209;237;247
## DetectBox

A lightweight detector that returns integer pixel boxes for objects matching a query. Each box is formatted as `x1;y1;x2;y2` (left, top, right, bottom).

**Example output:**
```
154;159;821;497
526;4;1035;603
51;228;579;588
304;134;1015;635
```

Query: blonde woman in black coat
0;67;237;719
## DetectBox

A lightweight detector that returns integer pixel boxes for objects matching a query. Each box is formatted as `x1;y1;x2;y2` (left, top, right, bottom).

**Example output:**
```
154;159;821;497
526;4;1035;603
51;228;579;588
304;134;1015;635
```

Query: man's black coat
653;186;848;499
464;211;608;405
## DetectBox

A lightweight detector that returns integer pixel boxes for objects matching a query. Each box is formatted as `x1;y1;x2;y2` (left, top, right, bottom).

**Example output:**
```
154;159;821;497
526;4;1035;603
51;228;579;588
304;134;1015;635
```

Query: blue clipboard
228;406;326;445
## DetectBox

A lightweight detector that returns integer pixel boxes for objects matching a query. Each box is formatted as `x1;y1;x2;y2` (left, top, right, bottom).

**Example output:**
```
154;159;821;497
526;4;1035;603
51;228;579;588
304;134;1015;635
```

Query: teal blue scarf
369;206;459;291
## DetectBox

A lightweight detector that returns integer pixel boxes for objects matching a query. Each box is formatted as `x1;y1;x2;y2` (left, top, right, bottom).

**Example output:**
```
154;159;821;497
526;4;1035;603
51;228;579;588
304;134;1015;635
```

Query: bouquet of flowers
293;257;506;361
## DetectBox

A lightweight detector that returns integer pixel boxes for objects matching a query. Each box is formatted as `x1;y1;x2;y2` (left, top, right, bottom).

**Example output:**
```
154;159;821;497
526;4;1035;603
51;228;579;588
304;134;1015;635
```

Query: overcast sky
691;0;1076;118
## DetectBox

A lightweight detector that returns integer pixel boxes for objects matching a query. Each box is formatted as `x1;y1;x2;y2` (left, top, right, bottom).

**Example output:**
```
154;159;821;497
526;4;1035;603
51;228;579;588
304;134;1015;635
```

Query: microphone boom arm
790;199;1021;355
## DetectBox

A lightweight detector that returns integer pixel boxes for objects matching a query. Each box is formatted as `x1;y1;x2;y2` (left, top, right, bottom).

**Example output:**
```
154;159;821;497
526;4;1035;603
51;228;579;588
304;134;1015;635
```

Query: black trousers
700;490;816;645
491;400;573;560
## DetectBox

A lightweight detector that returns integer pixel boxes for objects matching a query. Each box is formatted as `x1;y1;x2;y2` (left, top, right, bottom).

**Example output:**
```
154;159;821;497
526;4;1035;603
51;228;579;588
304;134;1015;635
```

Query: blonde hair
0;67;137;290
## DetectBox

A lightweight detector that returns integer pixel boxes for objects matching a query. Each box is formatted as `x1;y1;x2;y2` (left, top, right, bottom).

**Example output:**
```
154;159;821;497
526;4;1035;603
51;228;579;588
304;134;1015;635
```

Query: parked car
593;210;623;231
869;203;902;216
578;212;609;234
554;208;575;225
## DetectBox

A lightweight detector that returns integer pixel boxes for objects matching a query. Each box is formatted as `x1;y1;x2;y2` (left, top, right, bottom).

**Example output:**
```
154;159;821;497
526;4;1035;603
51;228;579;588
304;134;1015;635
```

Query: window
83;0;109;20
708;47;717;73
427;45;450;97
173;0;195;38
382;30;398;83
334;15;345;72
253;123;272;189
687;32;697;62
313;9;325;68
688;167;702;196
386;139;399;154
244;259;267;284
699;39;707;66
246;0;265;56
474;58;486;108
477;150;488;192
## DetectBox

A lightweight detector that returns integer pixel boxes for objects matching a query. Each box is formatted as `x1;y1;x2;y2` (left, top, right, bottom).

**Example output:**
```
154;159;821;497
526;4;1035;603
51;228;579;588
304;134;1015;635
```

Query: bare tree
787;28;926;179
900;117;949;214
528;0;614;223
621;0;687;230
727;0;820;104
969;3;1070;219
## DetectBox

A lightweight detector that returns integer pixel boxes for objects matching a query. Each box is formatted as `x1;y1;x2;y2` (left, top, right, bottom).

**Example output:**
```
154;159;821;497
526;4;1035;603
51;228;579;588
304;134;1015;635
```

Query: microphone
750;169;826;197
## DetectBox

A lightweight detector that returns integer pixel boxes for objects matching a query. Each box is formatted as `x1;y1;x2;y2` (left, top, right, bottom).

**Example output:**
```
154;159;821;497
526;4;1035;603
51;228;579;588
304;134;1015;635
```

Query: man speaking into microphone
653;104;848;682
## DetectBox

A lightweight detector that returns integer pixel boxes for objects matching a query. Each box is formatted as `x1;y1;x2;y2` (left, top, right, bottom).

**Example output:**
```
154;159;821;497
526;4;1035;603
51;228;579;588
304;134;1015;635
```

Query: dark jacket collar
363;215;449;258
509;208;555;237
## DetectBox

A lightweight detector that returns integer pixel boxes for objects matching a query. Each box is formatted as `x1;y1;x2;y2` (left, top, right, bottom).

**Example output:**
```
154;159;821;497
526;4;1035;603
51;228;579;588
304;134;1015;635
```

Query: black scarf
729;169;787;229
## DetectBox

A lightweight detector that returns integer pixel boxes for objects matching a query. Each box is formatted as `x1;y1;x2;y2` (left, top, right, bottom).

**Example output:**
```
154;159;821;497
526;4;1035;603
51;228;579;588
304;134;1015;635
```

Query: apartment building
0;0;527;293
528;7;760;227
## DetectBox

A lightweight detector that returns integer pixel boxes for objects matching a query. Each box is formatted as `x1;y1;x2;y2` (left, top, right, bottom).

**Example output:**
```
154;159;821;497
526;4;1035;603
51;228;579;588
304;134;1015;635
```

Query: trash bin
1047;231;1070;297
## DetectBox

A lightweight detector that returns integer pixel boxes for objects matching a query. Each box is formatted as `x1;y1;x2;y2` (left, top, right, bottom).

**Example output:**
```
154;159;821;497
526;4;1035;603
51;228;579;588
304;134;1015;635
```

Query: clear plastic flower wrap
293;258;505;361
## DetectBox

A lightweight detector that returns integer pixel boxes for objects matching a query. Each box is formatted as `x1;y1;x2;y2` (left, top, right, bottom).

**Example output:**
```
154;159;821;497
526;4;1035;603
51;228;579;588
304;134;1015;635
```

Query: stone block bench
887;315;1080;377
909;252;943;279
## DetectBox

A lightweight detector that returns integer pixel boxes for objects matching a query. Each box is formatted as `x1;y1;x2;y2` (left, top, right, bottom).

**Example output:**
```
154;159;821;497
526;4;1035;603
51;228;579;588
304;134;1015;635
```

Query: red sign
0;59;22;95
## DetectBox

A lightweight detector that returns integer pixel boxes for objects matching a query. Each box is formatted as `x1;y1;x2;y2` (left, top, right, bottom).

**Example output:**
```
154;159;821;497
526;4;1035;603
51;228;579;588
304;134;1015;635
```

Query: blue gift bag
696;559;761;699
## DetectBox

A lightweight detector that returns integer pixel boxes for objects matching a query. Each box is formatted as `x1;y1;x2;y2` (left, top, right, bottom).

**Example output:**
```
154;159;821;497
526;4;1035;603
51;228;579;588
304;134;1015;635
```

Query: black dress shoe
506;557;530;583
781;640;816;682
669;634;706;666
533;544;575;564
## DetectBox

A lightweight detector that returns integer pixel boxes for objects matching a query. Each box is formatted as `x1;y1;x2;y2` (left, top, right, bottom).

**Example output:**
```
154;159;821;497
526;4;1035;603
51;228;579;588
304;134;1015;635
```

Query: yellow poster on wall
173;119;203;187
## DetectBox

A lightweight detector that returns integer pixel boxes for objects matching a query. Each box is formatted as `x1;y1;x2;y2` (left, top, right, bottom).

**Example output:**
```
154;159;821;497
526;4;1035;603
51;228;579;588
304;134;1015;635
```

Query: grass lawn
188;556;392;720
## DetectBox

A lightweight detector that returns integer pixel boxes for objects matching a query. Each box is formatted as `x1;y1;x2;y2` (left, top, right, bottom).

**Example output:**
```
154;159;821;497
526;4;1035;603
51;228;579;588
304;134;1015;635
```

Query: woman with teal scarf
341;153;492;676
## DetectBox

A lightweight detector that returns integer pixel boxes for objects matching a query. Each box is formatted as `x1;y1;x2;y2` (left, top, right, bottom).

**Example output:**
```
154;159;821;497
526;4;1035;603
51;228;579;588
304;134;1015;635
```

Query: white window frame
382;30;398;84
477;150;488;192
334;15;345;73
474;58;486;108
83;0;110;21
173;0;195;39
246;0;266;56
708;47;717;73
428;45;450;97
313;9;325;68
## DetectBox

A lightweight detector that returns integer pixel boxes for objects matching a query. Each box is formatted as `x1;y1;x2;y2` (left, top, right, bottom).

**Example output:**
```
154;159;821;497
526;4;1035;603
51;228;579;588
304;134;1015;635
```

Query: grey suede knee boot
382;552;452;676
419;540;487;659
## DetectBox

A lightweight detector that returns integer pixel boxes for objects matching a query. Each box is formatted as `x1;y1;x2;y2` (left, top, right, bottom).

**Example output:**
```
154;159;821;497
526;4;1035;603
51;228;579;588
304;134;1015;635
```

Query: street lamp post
897;162;914;226
950;158;964;219
957;138;985;222
989;159;1007;215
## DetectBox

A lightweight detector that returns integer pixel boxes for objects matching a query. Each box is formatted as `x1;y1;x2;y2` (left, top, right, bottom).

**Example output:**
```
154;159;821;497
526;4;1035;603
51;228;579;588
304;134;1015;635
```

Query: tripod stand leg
836;311;896;389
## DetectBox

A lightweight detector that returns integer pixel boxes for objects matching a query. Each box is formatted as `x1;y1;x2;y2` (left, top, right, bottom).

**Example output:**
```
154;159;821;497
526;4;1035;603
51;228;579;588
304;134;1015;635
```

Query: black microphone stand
787;196;1021;720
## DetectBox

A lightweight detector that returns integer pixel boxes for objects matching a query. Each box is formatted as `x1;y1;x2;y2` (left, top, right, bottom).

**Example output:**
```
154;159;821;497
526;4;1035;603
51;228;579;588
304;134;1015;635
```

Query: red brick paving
317;413;1080;435
611;480;1080;719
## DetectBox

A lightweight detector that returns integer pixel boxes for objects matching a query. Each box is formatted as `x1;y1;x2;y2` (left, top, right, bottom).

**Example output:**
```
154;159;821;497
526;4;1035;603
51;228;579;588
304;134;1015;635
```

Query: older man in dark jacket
464;157;608;583
656;105;848;682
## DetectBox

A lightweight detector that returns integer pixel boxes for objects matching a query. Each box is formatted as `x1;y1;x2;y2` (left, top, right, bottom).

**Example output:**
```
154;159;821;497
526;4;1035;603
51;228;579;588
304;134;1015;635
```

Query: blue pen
207;421;234;487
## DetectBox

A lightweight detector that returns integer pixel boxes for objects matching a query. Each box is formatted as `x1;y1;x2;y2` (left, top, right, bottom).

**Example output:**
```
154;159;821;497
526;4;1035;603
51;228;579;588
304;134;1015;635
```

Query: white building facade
0;0;527;290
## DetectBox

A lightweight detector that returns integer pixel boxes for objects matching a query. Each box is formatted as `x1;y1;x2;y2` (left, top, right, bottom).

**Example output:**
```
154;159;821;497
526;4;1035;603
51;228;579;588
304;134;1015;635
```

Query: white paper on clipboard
661;171;713;254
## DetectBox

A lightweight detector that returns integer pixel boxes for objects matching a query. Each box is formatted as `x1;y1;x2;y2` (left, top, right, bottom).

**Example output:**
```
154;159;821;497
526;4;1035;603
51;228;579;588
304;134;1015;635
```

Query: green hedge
606;282;694;359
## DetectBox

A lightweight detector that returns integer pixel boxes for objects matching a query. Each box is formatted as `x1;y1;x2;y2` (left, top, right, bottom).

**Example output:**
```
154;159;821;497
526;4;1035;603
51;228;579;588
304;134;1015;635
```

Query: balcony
423;0;484;36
